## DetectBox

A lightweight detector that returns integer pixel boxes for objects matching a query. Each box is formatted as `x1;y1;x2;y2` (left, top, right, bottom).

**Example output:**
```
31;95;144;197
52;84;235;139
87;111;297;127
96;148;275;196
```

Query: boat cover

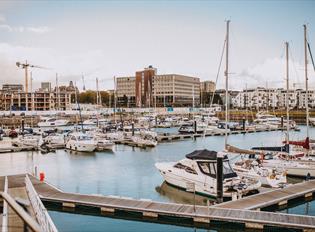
225;144;258;155
251;144;289;153
185;149;228;160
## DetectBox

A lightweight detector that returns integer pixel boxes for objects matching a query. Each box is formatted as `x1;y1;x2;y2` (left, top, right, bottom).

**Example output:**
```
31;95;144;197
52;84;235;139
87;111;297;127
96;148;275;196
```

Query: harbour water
1;126;314;231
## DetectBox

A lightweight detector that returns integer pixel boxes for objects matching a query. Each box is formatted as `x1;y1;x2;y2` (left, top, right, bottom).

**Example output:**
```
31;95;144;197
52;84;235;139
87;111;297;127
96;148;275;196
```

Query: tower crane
16;60;49;111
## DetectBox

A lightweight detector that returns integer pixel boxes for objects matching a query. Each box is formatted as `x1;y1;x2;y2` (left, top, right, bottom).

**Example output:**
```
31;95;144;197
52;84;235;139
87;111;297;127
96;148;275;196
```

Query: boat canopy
186;149;228;160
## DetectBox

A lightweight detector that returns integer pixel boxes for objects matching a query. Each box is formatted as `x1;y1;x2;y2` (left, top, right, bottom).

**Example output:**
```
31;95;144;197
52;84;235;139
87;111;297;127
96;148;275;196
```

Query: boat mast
224;20;230;147
285;42;289;144
304;24;309;138
114;76;117;124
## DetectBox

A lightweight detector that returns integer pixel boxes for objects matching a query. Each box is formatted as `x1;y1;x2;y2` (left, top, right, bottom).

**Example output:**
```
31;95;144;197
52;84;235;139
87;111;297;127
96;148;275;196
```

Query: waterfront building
232;87;315;110
41;82;52;91
2;84;23;91
116;76;136;107
0;84;72;111
116;66;200;107
200;81;215;93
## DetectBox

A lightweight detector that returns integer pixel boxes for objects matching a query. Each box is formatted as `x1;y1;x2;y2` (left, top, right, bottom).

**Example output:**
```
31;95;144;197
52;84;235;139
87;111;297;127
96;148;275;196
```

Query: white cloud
27;26;51;34
0;14;6;23
0;24;51;34
230;57;313;90
0;43;112;91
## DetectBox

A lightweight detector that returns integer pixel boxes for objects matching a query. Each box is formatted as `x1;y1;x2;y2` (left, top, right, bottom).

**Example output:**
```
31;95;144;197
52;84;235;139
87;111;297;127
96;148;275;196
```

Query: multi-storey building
2;84;23;91
116;66;200;107
0;84;72;111
232;87;315;109
116;76;136;107
153;74;200;107
200;81;215;93
41;82;52;91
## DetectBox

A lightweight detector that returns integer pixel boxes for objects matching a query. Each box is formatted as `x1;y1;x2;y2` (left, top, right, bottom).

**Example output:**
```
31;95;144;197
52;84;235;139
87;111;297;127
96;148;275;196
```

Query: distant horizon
0;0;314;91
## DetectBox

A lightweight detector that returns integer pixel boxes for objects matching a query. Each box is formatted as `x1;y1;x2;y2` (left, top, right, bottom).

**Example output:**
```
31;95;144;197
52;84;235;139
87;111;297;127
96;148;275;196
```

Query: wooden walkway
216;180;315;210
1;174;315;231
157;128;282;142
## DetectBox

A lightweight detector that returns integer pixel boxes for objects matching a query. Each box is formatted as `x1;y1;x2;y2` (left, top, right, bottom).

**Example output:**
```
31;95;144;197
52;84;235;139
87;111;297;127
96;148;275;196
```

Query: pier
1;174;315;231
216;179;315;210
157;127;283;142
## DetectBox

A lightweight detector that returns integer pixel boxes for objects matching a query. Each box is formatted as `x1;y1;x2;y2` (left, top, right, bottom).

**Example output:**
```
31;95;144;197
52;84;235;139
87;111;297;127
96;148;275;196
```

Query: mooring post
242;117;245;131
194;120;197;134
21;119;25;134
216;152;223;203
281;116;284;129
131;122;135;136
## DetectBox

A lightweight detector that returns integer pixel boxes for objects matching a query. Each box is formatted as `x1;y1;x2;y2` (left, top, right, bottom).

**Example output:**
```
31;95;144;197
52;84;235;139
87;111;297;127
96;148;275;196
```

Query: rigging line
289;46;301;84
308;42;315;72
210;38;226;107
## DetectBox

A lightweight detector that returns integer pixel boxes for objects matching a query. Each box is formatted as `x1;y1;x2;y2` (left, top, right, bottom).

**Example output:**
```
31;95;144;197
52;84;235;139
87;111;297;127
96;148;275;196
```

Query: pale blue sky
0;0;314;90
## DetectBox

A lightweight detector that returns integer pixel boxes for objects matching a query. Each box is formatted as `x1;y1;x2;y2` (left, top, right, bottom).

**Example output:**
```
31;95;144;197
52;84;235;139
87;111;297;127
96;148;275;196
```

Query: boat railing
25;175;58;232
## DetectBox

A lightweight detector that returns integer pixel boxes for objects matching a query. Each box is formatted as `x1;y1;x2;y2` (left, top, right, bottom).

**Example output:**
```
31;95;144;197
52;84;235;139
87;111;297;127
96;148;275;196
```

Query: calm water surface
0;126;314;231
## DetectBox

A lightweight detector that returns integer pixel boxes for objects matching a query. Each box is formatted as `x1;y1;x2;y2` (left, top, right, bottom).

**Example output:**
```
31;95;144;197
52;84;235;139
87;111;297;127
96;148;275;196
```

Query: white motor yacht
43;133;65;145
13;135;41;148
66;132;97;152
131;135;157;147
155;149;261;198
38;117;70;128
95;138;115;151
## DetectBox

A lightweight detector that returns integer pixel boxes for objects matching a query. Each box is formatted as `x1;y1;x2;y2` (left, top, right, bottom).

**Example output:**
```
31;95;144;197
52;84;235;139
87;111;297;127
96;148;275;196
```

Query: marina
1;125;315;231
0;1;314;231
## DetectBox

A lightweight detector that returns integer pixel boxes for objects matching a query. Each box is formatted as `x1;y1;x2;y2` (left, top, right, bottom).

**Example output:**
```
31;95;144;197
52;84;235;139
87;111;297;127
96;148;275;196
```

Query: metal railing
0;191;42;232
25;175;58;232
1;176;8;232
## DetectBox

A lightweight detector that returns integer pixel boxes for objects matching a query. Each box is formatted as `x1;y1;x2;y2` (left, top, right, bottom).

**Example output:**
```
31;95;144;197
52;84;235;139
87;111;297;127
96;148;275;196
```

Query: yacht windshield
197;160;236;179
78;136;92;141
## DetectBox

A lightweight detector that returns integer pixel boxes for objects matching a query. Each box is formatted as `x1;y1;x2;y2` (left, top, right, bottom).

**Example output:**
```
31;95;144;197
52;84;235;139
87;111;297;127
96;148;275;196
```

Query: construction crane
16;60;49;111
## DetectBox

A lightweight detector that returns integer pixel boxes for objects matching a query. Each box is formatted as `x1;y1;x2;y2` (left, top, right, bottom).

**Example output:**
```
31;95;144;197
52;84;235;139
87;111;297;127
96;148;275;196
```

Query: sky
0;0;314;91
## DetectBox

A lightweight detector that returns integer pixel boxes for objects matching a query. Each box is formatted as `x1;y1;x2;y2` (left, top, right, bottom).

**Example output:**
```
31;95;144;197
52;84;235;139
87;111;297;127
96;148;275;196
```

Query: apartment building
232;87;315;109
116;66;200;107
0;84;72;111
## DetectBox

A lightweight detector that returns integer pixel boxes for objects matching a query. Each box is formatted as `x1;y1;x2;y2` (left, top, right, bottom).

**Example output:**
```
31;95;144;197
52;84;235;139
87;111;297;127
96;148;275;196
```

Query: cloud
231;57;311;90
0;24;51;34
0;43;112;91
0;14;6;23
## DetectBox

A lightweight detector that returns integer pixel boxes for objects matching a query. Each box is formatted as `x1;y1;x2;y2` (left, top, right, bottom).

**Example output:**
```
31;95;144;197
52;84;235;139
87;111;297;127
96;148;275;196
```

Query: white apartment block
232;87;315;109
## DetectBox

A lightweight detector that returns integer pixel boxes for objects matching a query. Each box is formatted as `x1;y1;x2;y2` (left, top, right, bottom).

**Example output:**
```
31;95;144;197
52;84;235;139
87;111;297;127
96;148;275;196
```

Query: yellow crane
16;61;49;111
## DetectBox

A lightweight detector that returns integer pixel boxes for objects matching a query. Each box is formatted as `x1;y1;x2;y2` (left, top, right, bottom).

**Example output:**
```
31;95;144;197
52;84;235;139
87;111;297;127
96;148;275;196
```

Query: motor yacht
38;117;70;128
131;135;157;147
13;135;41;148
155;149;261;198
43;133;66;145
95;138;115;151
66;132;97;152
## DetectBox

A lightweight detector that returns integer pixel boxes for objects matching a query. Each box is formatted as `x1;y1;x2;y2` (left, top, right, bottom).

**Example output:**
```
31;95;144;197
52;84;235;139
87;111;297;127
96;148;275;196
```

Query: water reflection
156;182;215;206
